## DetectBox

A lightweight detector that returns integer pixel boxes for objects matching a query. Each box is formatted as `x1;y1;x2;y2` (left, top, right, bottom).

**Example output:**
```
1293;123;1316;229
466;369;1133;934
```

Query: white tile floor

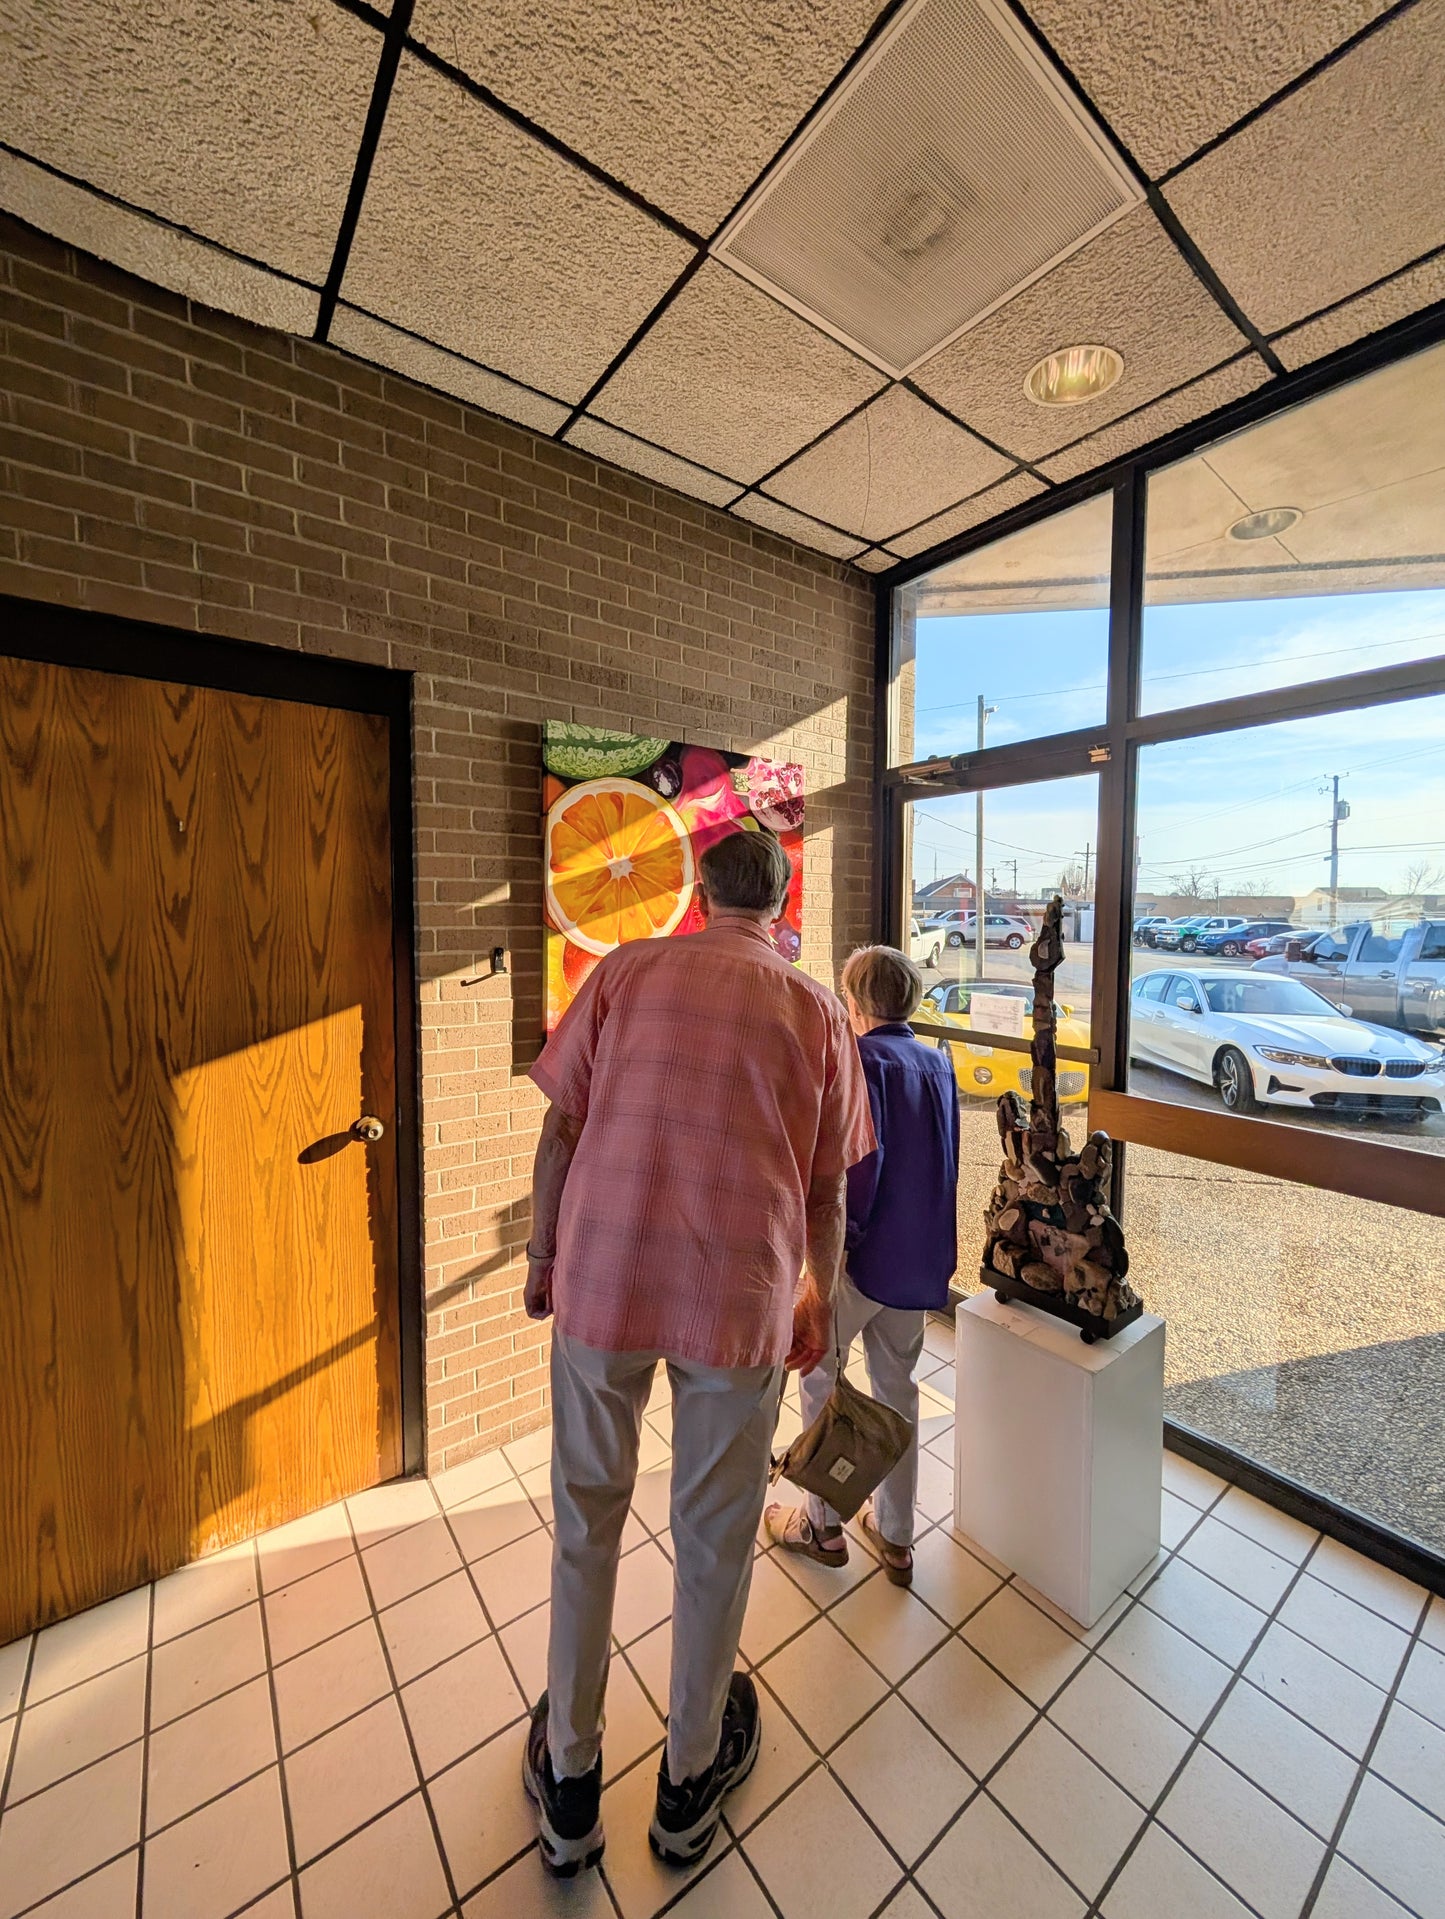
1;1320;1442;1919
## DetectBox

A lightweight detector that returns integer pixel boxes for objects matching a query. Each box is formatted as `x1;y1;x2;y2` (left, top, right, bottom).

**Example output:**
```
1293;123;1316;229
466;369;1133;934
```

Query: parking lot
918;932;1445;1153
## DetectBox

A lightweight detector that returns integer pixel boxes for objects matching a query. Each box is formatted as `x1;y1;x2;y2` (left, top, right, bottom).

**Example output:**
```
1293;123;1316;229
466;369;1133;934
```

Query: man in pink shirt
521;829;874;1876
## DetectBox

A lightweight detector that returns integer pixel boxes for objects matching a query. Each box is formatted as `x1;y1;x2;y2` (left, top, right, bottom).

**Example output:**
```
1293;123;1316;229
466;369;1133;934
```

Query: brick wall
0;214;877;1470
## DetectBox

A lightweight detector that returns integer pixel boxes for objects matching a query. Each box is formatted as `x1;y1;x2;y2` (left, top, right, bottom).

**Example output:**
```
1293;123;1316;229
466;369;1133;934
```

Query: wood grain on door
0;656;402;1642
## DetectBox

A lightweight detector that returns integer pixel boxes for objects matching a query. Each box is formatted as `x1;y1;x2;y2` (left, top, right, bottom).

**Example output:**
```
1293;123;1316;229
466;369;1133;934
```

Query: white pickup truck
1251;920;1445;1039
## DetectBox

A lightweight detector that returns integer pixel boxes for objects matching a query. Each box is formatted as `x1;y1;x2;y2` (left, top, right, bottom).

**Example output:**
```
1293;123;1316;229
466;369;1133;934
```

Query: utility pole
975;696;997;979
1008;858;1018;897
1075;842;1092;897
1326;773;1350;925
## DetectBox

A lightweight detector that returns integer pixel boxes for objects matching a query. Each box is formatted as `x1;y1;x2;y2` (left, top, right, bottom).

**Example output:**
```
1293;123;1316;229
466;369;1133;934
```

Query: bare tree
1056;862;1086;898
1234;876;1276;898
1169;864;1213;900
1400;860;1445;900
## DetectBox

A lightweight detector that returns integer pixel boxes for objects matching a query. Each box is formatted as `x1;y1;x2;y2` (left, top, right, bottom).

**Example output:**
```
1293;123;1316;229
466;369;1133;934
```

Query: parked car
1130;967;1445;1119
945;911;1035;951
1193;919;1299;958
1155;915;1250;953
1245;928;1311;959
909;917;944;969
1133;916;1173;945
1150;917;1209;951
920;979;1091;1104
1136;916;1194;948
1252;919;1445;1038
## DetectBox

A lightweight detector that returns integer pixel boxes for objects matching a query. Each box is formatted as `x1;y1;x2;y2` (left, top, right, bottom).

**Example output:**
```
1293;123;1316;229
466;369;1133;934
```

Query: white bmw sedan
1129;967;1445;1119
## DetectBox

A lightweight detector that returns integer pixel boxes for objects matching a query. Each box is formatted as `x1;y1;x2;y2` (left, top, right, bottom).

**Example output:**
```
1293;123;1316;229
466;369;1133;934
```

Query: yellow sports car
917;979;1091;1104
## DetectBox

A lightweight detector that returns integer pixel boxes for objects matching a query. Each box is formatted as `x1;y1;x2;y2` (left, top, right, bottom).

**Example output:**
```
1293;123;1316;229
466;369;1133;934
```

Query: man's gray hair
842;944;923;1023
698;828;791;914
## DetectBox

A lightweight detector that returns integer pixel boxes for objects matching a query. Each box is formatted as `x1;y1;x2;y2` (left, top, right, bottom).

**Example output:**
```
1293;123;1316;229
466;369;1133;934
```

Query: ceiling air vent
712;0;1142;379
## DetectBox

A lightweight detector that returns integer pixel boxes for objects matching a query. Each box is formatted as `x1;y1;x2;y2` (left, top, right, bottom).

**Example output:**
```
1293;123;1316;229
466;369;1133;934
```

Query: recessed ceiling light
1227;506;1303;541
1023;344;1124;407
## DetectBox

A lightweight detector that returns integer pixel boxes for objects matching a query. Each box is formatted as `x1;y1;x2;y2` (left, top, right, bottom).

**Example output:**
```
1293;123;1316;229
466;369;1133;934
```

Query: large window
892;493;1111;764
1142;338;1445;714
888;330;1445;1570
1129;693;1445;1147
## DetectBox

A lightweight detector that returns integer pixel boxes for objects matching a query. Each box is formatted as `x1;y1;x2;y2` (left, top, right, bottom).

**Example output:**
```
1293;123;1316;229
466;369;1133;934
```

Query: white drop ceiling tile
888;470;1047;560
330;305;568;434
590;260;886;484
731;494;867;561
1039;354;1271;482
1165;3;1445;337
410;0;881;234
763;387;1012;542
1276;253;1445;369
912;207;1247;461
0;149;320;334
1022;0;1397;178
341;53;694;405
0;0;377;283
564;416;743;508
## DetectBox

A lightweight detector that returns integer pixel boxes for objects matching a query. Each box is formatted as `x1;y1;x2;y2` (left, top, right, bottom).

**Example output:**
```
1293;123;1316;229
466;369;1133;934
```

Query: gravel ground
953;1099;1445;1558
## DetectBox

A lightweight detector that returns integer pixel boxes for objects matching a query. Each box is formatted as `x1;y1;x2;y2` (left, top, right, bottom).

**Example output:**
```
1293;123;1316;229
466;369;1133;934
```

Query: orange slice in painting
545;777;695;957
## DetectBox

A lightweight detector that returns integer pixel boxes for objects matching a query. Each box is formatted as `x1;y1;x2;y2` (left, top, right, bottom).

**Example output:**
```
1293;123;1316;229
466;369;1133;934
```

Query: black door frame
0;593;426;1478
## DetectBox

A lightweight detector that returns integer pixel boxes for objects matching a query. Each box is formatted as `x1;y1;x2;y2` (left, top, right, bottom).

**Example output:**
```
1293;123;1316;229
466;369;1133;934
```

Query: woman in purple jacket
765;944;960;1585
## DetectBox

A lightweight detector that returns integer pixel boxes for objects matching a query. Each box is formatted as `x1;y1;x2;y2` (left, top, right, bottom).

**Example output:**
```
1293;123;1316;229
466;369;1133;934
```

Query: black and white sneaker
649;1672;761;1867
522;1694;604;1877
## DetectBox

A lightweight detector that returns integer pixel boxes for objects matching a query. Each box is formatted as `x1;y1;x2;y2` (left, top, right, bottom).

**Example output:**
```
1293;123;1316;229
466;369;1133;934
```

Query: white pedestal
954;1293;1165;1628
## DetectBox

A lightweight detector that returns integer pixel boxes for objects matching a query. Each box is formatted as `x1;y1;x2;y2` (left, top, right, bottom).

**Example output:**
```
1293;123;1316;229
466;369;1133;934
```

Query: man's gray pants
546;1328;782;1784
802;1274;926;1548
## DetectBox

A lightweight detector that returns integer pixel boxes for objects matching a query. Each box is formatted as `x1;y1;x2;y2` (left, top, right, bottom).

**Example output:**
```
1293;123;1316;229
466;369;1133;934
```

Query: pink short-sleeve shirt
530;919;875;1368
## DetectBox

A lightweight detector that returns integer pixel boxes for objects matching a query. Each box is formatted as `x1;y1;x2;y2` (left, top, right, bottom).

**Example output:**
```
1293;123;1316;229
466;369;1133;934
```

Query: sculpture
981;896;1142;1341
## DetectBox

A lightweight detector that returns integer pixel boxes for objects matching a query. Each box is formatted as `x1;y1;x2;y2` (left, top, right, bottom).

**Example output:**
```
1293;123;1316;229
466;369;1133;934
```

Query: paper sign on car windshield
970;992;1027;1039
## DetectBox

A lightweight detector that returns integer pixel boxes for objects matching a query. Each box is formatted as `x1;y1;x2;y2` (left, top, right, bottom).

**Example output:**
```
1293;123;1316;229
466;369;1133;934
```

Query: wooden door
0;655;403;1642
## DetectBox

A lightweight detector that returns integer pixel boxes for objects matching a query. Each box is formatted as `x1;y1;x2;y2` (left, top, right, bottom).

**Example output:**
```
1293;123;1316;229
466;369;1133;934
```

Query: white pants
802;1274;926;1548
546;1329;782;1784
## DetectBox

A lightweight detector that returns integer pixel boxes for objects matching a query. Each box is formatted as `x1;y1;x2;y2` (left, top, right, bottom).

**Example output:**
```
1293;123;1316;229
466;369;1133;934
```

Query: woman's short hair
842;944;923;1023
698;828;791;914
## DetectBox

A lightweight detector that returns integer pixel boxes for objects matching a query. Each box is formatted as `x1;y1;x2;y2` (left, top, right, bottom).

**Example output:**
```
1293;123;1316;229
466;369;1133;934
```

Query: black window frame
874;297;1445;1595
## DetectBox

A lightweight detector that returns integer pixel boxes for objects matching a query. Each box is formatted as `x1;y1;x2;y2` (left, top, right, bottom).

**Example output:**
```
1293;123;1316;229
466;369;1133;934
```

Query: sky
908;587;1445;907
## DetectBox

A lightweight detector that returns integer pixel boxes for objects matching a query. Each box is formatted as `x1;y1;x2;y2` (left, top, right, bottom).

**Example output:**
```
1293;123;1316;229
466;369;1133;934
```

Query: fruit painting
542;723;804;1031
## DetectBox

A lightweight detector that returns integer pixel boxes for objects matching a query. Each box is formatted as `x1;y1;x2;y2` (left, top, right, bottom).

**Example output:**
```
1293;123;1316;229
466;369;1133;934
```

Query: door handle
1376;971;1394;979
351;1115;386;1143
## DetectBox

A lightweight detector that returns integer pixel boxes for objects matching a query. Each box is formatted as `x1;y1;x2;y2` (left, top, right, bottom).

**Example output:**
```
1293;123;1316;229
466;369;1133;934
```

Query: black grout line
0;1634;36;1820
314;0;417;343
1296;1589;1435;1919
9;1843;143;1919
252;1536;304;1918
1156;0;1426;187
1082;1528;1333;1919
341;1489;466;1915
132;1583;156;1919
3;1446;1439;1919
903;1473;1235;1894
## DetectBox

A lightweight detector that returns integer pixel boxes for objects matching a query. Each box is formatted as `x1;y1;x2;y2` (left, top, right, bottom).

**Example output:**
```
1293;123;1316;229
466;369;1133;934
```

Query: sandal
859;1508;913;1587
763;1503;848;1566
